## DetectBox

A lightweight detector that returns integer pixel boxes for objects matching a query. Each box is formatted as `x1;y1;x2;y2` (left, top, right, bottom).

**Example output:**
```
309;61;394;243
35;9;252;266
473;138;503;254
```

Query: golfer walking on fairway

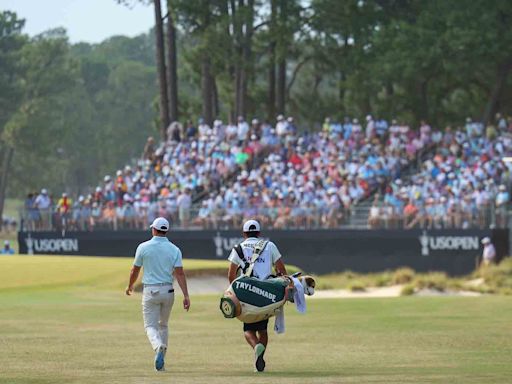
228;219;287;372
125;217;190;371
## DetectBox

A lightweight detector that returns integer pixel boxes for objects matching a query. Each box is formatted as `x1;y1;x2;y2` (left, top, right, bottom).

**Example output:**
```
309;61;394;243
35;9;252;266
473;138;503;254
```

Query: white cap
243;219;260;233
41;188;48;194
150;217;170;232
481;237;491;244
4;240;9;246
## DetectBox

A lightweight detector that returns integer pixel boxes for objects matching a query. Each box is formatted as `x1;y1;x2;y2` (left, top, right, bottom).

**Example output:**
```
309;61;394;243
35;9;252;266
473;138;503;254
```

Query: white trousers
142;285;175;351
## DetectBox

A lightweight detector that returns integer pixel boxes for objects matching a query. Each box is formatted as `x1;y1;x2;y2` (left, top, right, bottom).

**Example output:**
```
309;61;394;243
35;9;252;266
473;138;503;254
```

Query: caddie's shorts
243;319;268;332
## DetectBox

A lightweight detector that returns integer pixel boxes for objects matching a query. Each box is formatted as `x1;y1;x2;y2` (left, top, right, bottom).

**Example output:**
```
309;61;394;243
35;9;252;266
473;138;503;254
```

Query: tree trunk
238;0;254;119
276;0;287;115
166;0;179;123
226;0;237;121
233;0;244;118
201;55;214;126
0;146;14;231
276;59;286;115
482;60;512;126
212;75;219;118
154;0;170;138
267;45;276;121
267;0;277;121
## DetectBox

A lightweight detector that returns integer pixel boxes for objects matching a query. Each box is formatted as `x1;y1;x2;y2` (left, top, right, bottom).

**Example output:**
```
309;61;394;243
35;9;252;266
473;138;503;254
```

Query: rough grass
315;258;512;295
1;285;512;383
470;258;512;295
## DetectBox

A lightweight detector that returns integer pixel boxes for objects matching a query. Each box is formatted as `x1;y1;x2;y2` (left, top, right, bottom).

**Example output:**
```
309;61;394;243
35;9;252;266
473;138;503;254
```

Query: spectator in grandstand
198;117;210;139
143;136;156;161
367;195;381;229
185;120;197;140
57;193;72;230
0;240;15;255
167;121;183;143
34;189;52;230
24;193;38;231
237;116;250;145
495;184;510;228
365;115;375;139
177;188;192;228
103;201;117;230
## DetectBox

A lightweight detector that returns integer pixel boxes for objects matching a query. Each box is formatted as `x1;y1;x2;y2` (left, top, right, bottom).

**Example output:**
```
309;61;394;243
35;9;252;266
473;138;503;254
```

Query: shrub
475;257;512;294
347;281;366;292
317;282;334;290
392;267;415;284
413;272;448;291
401;284;415;296
374;272;393;287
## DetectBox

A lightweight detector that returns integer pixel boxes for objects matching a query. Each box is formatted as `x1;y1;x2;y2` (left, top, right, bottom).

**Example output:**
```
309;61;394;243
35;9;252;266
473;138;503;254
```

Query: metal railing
18;203;509;232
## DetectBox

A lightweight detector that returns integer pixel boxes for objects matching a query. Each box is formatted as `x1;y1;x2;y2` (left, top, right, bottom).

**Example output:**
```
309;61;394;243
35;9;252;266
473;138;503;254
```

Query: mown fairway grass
1;256;512;384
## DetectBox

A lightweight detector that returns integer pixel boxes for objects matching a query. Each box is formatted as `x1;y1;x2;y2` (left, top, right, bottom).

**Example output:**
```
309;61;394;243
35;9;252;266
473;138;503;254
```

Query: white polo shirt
134;236;183;285
483;244;496;261
228;237;282;280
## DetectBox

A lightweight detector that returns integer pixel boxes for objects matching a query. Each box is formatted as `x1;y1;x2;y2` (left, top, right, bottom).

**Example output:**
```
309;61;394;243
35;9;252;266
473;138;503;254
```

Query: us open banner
18;229;509;276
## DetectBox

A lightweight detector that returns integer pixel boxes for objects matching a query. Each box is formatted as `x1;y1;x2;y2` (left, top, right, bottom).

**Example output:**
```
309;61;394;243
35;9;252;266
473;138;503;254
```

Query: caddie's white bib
227;237;282;280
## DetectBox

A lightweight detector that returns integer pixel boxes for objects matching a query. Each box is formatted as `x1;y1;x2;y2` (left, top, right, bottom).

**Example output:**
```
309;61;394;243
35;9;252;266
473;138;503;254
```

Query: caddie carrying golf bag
219;239;316;323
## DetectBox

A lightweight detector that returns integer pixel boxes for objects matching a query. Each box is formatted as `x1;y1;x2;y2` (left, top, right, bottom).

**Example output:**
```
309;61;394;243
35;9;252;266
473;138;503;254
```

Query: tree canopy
0;0;511;211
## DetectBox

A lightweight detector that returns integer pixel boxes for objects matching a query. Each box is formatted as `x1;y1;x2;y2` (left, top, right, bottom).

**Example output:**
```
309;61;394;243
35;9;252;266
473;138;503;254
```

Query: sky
1;0;154;43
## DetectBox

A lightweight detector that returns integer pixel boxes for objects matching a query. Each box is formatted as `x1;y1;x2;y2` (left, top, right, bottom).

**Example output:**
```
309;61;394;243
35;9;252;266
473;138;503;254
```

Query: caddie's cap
481;237;491;245
150;217;170;232
243;219;260;233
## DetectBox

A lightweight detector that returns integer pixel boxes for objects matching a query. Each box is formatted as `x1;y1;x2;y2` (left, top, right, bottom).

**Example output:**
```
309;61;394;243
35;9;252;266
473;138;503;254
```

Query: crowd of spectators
368;114;512;229
20;113;511;232
189;115;435;229
22;115;264;231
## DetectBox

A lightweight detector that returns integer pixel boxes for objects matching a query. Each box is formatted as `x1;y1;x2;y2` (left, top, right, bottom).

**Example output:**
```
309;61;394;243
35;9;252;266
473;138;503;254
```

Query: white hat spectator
276;114;284;121
150;217;170;232
481;237;491;244
41;189;48;194
116;170;123;176
251;118;259;125
243;219;260;232
499;185;506;191
104;175;111;182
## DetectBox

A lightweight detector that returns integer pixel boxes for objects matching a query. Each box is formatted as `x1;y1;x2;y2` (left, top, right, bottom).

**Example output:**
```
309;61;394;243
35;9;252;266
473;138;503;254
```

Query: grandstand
19;115;511;232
